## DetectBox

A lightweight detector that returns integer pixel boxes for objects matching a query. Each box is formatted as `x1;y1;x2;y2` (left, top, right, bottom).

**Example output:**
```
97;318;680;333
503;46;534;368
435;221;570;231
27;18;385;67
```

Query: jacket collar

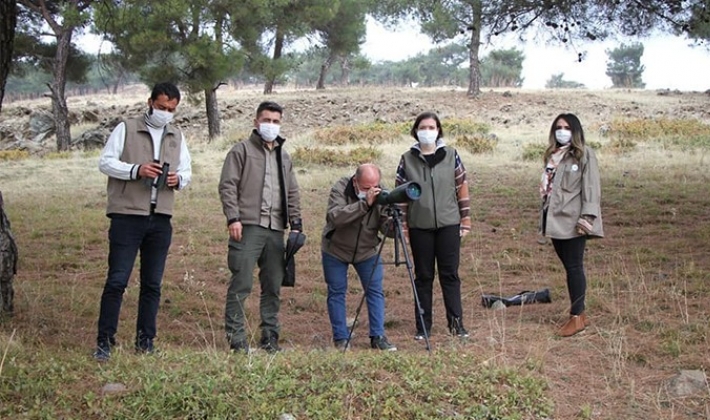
345;177;358;200
411;139;447;166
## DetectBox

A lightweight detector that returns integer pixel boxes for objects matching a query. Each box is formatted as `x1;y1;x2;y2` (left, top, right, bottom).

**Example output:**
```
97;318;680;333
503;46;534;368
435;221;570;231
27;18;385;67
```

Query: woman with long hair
540;113;604;337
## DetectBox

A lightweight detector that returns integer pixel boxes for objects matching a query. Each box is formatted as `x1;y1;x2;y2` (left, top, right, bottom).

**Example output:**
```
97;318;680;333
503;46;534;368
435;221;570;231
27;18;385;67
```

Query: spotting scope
375;181;421;205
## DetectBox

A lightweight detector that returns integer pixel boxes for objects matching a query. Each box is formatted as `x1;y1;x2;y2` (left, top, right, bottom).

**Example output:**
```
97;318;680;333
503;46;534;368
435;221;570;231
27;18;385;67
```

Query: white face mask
146;108;174;128
258;123;280;142
357;191;367;200
555;129;572;145
417;129;438;145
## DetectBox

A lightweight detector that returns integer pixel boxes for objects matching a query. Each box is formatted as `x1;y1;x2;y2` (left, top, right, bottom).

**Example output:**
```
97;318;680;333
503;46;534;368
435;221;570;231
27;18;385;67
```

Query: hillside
1;86;709;419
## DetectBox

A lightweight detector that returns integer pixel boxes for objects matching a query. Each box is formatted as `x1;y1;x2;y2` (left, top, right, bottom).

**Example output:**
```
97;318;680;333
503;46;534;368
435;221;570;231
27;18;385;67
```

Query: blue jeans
322;252;385;340
97;214;172;345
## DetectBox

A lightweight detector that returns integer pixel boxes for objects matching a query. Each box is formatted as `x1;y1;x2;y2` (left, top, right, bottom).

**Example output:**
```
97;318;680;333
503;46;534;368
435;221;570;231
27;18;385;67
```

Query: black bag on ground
481;288;552;308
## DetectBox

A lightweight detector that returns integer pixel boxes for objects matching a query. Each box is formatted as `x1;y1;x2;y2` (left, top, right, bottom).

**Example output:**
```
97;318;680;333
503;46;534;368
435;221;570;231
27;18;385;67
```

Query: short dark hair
151;82;181;103
410;111;444;140
256;101;283;117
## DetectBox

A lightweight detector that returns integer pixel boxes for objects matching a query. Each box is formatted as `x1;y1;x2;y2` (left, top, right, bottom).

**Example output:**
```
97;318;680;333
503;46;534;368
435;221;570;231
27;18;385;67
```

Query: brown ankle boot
580;313;590;327
558;315;585;337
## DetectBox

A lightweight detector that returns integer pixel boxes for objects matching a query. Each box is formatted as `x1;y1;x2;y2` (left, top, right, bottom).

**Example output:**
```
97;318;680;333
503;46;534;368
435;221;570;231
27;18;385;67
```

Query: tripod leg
392;211;432;353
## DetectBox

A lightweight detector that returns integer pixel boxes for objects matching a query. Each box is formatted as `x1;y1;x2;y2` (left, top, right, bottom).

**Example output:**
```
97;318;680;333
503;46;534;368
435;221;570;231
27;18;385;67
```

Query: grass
1;87;710;419
1;348;552;419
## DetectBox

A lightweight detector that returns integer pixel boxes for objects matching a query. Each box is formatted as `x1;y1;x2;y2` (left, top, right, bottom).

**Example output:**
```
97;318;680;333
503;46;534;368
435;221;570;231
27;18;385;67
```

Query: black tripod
345;204;431;353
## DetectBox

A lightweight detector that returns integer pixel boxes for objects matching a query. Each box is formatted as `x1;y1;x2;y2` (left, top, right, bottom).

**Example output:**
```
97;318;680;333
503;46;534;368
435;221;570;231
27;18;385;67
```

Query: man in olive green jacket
321;164;396;351
218;101;301;353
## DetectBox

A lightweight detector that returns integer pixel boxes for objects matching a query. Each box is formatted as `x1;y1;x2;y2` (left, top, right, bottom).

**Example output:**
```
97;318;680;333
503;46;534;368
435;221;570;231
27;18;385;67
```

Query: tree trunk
264;27;285;94
50;29;73;151
0;0;18;114
205;85;221;140
339;57;351;86
316;54;335;90
111;70;124;94
0;191;17;317
466;0;483;98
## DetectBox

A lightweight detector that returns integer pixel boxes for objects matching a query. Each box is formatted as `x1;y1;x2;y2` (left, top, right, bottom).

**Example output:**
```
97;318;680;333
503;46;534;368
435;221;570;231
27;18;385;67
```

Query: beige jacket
542;145;604;239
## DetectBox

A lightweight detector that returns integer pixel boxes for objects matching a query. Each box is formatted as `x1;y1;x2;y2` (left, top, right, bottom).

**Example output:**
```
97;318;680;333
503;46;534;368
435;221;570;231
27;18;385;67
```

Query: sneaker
450;318;469;338
135;337;154;354
230;340;250;354
93;341;111;361
370;336;397;351
260;332;281;353
334;339;350;350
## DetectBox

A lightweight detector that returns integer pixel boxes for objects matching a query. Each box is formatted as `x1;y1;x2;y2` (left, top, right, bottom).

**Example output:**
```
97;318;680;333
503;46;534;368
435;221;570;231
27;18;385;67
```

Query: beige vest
106;118;183;216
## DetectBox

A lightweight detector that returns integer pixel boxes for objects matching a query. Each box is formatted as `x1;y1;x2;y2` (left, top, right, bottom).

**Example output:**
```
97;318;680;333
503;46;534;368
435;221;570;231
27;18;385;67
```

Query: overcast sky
362;18;710;91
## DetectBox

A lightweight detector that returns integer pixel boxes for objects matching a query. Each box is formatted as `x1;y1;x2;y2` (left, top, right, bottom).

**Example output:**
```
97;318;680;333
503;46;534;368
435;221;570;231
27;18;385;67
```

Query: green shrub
521;143;546;161
292;146;382;166
455;134;497;154
442;119;490;136
586;140;602;150
607;137;637;153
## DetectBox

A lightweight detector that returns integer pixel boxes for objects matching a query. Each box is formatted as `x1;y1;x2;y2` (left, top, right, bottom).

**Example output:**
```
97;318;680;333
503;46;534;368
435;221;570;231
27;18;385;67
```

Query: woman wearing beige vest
540;113;604;337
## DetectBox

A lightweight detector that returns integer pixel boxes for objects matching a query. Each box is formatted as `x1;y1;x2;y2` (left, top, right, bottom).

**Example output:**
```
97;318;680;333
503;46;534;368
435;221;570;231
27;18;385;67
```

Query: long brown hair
543;113;585;163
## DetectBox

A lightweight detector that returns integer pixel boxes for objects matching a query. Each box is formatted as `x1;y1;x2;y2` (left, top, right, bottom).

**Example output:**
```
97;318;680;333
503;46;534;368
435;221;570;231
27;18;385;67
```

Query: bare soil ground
2;85;710;419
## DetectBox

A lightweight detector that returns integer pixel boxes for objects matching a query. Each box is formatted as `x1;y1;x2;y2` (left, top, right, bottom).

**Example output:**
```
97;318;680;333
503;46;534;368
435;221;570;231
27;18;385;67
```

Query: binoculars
481;288;552;308
149;160;170;189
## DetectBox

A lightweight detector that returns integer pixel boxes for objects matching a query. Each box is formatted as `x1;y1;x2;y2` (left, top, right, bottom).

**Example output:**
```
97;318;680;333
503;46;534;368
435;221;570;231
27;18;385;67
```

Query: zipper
430;166;438;229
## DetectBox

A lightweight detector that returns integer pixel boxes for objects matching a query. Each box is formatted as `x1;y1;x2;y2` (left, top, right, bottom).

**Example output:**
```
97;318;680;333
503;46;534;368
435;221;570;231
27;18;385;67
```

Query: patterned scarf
539;145;569;205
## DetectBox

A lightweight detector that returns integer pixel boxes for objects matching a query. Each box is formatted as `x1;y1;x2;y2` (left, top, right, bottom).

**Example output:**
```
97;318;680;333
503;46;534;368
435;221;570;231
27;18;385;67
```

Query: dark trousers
97;214;172;345
225;225;285;345
409;224;463;333
552;236;587;316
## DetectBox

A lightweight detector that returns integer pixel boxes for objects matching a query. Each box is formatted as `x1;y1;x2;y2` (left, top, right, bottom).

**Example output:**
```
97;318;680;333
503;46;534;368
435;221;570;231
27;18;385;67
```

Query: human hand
366;187;382;207
138;161;163;180
228;221;243;241
576;217;594;236
166;172;179;188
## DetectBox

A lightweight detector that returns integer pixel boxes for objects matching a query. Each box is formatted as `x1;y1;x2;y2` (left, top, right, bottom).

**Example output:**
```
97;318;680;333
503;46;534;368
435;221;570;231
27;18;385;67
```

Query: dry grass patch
312;122;410;146
607;118;710;149
292;145;382;167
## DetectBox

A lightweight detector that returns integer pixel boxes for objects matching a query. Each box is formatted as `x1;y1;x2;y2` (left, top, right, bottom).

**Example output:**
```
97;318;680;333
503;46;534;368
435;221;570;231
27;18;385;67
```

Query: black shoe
230;340;250;354
260;332;281;353
370;336;397;351
93;341;111;361
135;337;154;354
449;318;469;338
414;328;430;341
334;339;350;350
